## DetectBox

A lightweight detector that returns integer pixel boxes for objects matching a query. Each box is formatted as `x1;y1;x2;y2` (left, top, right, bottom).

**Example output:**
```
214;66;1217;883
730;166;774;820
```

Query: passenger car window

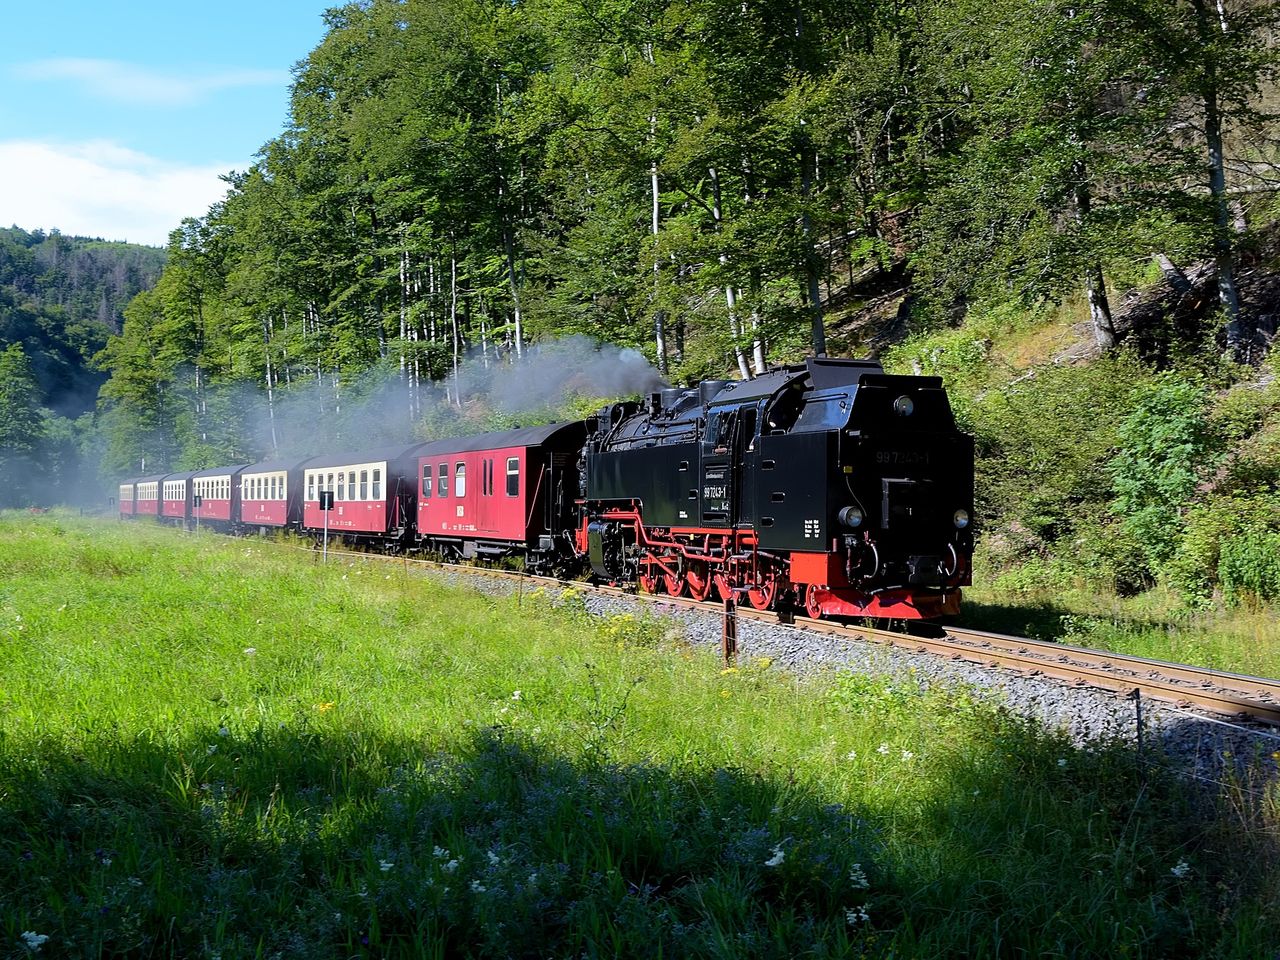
506;458;519;496
437;463;448;497
422;464;432;498
455;462;466;497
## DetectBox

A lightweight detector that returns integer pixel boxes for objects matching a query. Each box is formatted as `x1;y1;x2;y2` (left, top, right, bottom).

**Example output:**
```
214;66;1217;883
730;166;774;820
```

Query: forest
0;227;164;507
23;0;1280;605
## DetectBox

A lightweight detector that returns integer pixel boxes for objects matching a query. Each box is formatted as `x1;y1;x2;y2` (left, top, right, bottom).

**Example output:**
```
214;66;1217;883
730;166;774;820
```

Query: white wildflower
876;743;890;755
379;860;394;872
470;880;487;893
1171;860;1191;879
512;690;522;701
487;850;501;866
1057;758;1068;768
845;905;870;926
21;931;50;950
443;859;459;873
433;846;449;859
242;647;256;656
764;844;786;868
848;863;869;890
527;872;538;884
218;726;230;737
901;750;915;761
206;744;217;755
845;750;857;760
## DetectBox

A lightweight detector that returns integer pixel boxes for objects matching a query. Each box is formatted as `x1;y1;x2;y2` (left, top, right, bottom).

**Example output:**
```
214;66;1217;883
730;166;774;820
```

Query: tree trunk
503;226;525;359
710;166;752;379
451;250;461;407
262;317;278;455
651;158;667;375
1190;0;1247;359
799;144;826;357
1072;179;1117;350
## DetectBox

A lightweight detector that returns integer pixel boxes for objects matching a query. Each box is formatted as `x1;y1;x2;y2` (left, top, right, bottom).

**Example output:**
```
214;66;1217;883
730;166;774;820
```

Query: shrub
1108;375;1217;571
969;353;1149;550
1219;527;1280;605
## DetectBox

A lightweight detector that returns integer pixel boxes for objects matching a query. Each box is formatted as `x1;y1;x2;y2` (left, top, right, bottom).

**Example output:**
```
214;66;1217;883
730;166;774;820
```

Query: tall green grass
965;573;1280;679
1;514;1276;957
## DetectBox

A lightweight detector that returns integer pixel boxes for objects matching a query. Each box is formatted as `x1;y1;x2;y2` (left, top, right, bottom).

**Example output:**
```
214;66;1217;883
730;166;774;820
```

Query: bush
1109;375;1217;571
969;353;1149;550
1219;527;1280;605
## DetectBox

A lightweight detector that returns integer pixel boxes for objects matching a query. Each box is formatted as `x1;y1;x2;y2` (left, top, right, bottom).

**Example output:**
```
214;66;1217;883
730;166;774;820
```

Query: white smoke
212;336;667;461
449;336;668;413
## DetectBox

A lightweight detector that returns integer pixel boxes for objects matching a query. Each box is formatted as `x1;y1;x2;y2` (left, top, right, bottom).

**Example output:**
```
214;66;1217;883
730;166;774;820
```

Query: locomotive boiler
578;357;973;619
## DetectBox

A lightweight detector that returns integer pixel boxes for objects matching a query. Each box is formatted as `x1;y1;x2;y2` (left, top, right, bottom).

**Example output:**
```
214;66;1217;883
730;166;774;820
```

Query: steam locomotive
117;357;973;620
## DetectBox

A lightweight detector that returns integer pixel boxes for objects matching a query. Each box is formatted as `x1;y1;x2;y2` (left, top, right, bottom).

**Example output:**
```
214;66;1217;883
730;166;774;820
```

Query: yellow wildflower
315;701;336;713
720;666;740;675
754;657;773;669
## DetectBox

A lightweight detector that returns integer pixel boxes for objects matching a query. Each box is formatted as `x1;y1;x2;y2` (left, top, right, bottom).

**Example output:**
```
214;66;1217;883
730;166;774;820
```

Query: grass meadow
1;514;1277;958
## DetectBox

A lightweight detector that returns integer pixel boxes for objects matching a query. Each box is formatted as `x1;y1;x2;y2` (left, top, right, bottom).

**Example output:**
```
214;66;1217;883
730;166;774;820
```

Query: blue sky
0;1;330;245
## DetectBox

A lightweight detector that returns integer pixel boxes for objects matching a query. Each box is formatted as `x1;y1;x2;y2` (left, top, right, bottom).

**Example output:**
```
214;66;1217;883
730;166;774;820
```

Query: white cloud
15;58;289;106
0;140;238;246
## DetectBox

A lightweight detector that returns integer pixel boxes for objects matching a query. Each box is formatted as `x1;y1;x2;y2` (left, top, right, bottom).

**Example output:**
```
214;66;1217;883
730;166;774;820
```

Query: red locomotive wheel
713;573;734;603
663;569;685;597
685;563;712;601
804;583;825;620
746;575;778;611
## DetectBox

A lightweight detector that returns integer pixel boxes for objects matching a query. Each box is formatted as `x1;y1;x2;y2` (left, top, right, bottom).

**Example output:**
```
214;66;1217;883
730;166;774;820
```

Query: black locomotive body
578;357;974;619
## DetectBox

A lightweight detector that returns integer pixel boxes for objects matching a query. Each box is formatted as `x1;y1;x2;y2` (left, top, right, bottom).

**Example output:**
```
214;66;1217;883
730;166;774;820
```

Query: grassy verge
964;572;1280;679
1;514;1277;957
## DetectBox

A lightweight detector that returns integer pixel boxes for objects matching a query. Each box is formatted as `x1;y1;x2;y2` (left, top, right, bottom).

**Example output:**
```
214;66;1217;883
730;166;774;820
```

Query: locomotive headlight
893;395;915;417
839;505;865;529
953;508;971;529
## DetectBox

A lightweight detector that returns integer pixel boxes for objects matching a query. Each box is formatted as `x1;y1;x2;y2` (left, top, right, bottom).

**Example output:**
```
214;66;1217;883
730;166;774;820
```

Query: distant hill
0;226;165;416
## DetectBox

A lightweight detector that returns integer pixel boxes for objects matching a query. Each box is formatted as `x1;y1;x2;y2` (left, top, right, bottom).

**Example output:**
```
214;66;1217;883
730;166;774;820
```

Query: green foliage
1219;527;1280;606
971;353;1149;551
1109;375;1218;571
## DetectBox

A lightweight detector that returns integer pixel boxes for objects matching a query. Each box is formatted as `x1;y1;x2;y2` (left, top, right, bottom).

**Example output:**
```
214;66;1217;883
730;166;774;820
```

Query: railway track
286;539;1280;728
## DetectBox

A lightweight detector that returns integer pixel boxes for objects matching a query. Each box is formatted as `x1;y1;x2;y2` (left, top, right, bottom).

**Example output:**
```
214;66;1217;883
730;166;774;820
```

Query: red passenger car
133;475;165;517
416;423;586;562
161;471;197;525
192;464;250;529
238;459;309;532
301;444;427;546
118;481;136;519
